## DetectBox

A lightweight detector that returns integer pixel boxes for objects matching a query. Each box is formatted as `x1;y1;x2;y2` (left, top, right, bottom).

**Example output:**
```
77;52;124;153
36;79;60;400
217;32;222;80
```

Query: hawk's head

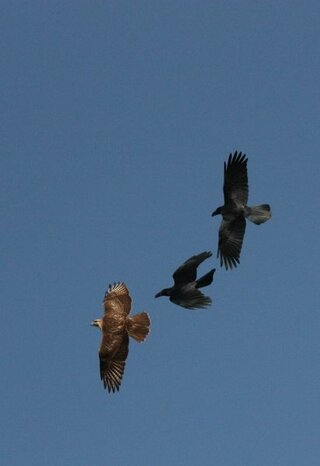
90;319;103;330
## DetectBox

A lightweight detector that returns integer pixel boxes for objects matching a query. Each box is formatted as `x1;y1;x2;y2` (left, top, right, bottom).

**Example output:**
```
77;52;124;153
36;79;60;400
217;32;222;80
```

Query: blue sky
2;2;320;465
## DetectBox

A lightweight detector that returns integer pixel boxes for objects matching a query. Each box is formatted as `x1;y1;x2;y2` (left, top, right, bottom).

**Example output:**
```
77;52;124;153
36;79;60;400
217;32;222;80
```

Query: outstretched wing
99;316;129;393
223;151;248;206
217;216;246;270
173;251;212;286
170;288;212;310
103;282;132;315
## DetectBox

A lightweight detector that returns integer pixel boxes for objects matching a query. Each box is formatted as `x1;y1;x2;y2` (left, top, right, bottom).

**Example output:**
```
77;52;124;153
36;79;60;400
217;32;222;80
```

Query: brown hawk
91;282;150;393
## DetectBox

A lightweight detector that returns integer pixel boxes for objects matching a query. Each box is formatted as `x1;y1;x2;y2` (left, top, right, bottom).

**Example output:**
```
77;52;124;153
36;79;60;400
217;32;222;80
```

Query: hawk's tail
246;204;271;225
126;312;151;342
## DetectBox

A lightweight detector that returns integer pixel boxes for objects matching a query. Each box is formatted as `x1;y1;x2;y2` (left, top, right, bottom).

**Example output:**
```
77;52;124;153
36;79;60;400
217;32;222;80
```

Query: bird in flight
211;151;271;270
155;251;215;309
91;282;151;393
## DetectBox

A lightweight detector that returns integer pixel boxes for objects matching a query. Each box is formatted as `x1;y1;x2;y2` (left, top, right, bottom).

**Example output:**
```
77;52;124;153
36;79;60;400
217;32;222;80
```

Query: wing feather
173;251;212;286
99;333;129;393
217;216;246;270
223;151;248;205
170;288;212;310
103;282;132;315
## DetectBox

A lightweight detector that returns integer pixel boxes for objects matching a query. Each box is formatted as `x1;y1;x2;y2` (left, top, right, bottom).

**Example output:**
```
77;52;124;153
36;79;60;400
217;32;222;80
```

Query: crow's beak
155;292;162;298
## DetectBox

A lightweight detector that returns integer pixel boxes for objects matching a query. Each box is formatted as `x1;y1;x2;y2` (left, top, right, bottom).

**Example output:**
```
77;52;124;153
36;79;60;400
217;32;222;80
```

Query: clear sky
2;2;320;465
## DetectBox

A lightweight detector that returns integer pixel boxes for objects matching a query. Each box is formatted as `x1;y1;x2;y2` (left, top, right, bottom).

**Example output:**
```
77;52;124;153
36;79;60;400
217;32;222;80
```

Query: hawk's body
91;282;150;393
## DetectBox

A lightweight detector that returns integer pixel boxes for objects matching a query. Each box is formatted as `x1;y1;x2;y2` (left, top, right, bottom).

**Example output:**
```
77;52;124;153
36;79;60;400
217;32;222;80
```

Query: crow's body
155;251;215;309
212;151;271;270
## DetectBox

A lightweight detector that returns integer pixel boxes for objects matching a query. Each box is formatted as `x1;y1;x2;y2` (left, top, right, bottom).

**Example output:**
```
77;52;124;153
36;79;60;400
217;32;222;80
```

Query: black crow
212;151;271;270
155;251;215;309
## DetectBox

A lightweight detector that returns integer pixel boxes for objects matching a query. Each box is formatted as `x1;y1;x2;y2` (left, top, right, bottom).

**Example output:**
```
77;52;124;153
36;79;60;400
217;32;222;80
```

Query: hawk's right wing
103;282;132;315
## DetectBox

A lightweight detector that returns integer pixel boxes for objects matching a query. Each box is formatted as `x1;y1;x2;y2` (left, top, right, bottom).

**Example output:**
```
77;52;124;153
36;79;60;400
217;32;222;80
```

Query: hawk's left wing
99;332;129;393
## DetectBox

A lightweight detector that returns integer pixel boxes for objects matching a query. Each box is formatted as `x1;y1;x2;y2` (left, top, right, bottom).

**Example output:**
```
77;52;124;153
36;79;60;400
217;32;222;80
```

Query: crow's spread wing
217;216;246;270
170;288;212;310
173;251;212;286
223;152;248;206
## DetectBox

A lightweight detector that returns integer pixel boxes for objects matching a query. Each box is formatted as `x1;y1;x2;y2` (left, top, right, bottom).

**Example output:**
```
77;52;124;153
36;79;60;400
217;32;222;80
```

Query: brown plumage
91;282;151;393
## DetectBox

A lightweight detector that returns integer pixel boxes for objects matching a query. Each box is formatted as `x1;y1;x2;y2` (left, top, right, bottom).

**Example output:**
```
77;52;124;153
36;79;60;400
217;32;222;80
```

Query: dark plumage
91;282;150;393
155;251;215;309
212;151;271;270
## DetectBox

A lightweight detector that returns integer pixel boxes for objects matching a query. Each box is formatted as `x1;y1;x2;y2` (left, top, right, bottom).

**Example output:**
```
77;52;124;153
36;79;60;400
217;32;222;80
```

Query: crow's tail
196;269;215;289
246;204;271;225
